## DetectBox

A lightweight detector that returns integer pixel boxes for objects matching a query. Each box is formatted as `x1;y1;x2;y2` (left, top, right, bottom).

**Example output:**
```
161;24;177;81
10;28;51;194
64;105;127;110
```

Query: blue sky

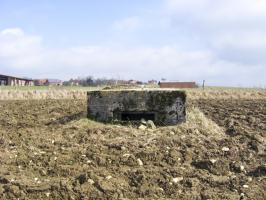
0;0;266;87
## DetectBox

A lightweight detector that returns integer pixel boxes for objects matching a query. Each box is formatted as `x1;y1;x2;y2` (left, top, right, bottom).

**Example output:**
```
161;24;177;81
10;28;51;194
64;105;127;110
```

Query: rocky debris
172;177;183;184
222;147;230;152
140;118;147;125
146;120;156;130
138;125;146;131
88;179;95;185
137;158;143;166
210;159;217;164
240;165;246;172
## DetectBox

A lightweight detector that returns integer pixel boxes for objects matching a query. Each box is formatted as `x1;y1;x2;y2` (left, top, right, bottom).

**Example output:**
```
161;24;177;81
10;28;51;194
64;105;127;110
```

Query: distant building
115;80;142;85
159;81;197;89
70;80;79;86
148;80;157;85
129;80;138;85
129;80;143;85
34;79;48;86
34;79;62;86
0;74;34;86
116;80;130;85
48;79;63;86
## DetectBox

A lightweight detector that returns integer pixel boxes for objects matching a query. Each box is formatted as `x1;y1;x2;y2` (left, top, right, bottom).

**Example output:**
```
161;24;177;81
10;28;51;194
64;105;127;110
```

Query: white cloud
163;0;266;67
165;0;266;17
113;17;141;31
212;31;266;50
1;28;25;36
0;27;265;87
0;28;43;68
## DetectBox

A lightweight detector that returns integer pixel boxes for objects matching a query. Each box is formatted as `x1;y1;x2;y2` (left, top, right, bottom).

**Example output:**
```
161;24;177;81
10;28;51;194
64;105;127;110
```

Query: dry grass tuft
187;88;266;100
1;87;266;100
179;107;225;138
0;90;87;100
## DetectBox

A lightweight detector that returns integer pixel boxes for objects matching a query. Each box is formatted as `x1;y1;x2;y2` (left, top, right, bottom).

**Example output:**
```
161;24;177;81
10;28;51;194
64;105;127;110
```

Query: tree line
63;76;122;87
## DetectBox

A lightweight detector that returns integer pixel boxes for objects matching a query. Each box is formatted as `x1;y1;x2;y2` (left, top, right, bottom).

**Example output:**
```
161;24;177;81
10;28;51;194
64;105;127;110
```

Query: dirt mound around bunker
0;99;265;199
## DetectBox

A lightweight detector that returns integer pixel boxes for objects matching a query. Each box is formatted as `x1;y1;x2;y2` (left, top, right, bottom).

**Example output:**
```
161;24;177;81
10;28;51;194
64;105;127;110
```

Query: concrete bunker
87;90;186;125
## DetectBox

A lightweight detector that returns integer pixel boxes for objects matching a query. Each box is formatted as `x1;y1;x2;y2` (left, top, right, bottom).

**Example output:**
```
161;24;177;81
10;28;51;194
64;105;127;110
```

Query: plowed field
0;98;265;199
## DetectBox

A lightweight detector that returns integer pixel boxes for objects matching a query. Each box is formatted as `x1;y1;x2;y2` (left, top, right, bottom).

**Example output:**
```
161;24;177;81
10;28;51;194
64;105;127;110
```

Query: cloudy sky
0;0;266;87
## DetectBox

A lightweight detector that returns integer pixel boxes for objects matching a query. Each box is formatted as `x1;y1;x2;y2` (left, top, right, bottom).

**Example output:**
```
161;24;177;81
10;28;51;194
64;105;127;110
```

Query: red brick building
159;81;197;89
34;79;62;86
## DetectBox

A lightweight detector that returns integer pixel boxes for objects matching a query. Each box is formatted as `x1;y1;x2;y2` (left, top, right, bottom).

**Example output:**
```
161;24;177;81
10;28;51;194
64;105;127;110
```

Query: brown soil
0;99;265;199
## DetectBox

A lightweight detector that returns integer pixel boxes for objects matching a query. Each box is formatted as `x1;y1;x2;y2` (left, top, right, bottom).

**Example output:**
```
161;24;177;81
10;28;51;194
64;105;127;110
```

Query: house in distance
159;81;197;89
34;79;63;86
0;74;34;86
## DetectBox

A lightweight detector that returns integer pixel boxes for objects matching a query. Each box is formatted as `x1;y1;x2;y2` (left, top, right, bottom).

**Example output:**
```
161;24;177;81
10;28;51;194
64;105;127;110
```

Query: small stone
45;193;51;197
137;158;143;166
231;175;237;179
222;147;230;152
106;175;112;180
181;135;186;139
88;179;95;185
141;118;147;125
138;125;146;131
40;170;47;176
172;177;183;183
210;159;217;164
243;185;249;188
170;131;175;135
240;165;245;171
87;160;92;164
147;120;156;130
247;177;252;182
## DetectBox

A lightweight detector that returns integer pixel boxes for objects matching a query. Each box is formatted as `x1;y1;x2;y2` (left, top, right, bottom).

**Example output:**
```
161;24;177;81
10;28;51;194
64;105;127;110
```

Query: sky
0;0;266;87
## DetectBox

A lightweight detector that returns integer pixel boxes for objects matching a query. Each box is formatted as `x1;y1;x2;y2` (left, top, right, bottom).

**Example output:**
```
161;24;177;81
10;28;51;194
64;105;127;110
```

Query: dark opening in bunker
121;112;155;121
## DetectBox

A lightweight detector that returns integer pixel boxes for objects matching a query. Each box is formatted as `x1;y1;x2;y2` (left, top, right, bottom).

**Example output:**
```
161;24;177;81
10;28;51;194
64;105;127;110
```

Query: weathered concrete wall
87;90;186;125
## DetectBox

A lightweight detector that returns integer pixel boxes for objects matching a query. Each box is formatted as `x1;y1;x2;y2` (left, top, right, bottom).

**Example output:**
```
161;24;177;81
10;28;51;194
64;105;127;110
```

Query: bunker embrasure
87;90;186;125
